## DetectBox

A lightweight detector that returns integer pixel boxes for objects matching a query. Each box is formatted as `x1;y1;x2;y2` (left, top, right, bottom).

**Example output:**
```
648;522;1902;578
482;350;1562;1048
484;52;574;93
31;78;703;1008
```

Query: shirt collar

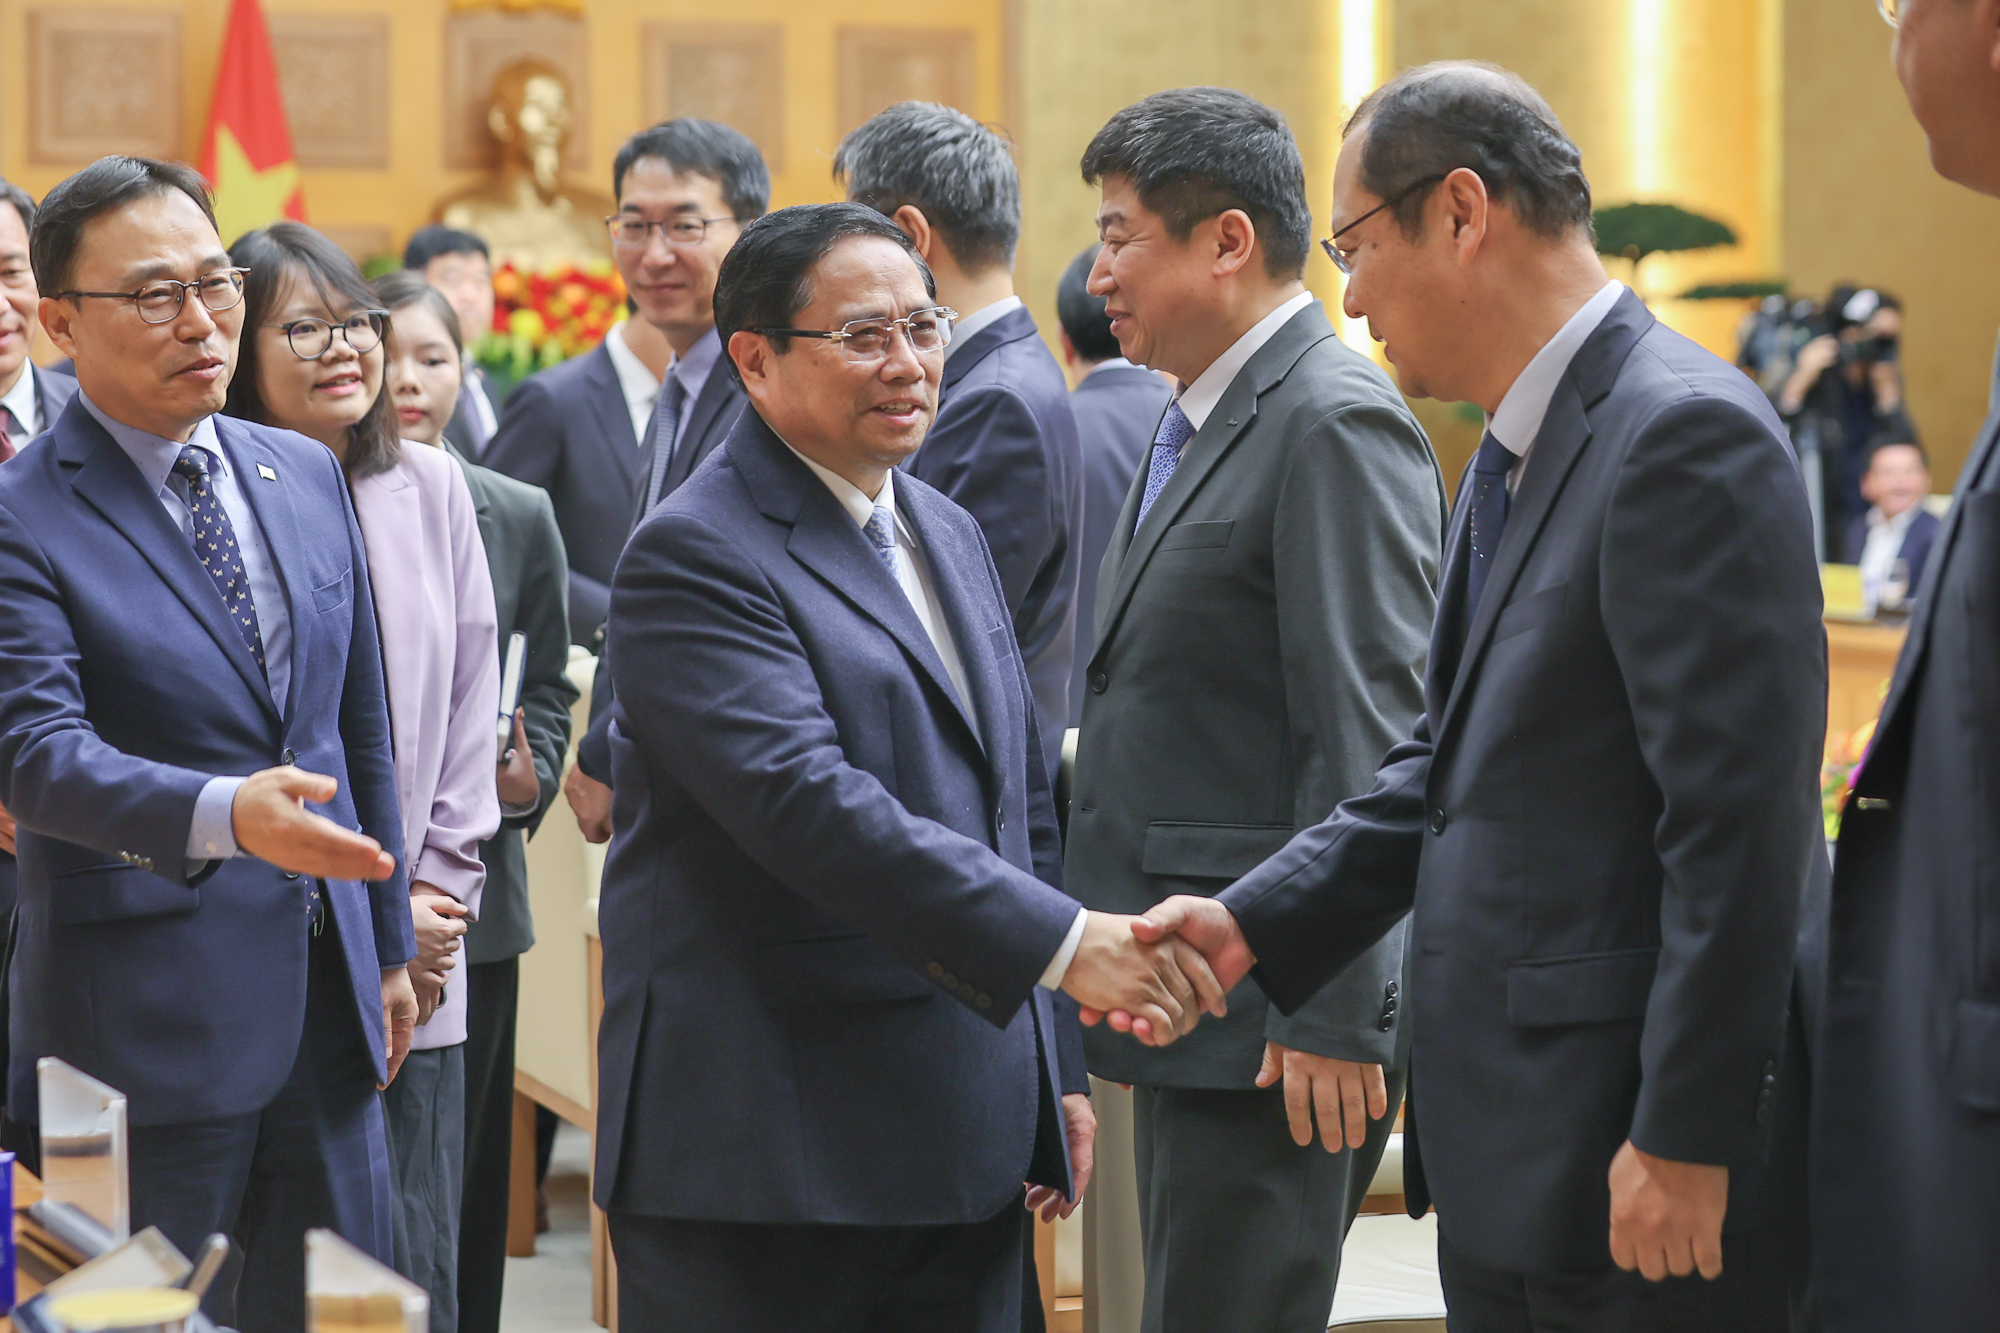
670;326;723;399
945;295;1024;361
1083;356;1139;381
1867;503;1919;535
1176;290;1314;431
604;321;663;406
0;363;40;437
79;391;226;494
1486;281;1624;458
783;441;892;530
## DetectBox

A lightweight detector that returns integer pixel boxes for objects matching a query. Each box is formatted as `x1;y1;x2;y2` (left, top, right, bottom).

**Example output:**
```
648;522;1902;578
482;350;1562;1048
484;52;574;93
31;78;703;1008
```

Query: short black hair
0;178;34;238
1866;420;1927;471
1056;245;1119;362
403;225;489;272
1346;62;1593;241
373;268;463;356
31;156;218;297
835;102;1020;274
226;221;402;481
1081;88;1311;282
612;119;771;221
713;203;934;382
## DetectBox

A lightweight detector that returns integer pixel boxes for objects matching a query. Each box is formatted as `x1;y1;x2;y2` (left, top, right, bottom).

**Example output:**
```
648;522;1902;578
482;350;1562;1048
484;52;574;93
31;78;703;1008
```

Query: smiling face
252;266;383;451
731;234;939;484
614;158;741;353
384;300;462;449
1087;175;1217;382
0;203;35;398
1862;442;1933;519
40;189;239;443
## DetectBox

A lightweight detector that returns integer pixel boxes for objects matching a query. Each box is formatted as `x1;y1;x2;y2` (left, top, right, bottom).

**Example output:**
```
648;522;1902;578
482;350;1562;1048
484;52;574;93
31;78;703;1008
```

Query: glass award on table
35;1059;130;1255
306;1229;427;1333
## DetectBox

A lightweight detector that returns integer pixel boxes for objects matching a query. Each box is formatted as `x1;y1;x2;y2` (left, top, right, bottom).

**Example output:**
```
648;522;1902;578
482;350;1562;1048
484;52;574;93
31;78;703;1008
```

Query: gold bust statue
435;59;615;272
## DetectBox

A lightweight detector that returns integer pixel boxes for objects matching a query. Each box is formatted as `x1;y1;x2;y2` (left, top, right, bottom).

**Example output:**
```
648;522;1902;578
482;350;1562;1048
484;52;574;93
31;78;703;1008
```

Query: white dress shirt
459;358;499;440
783;444;1089;990
0;362;41;439
663;326;724;450
1858;503;1919;605
602;320;663;446
1485;280;1625;491
1175;289;1315;435
945;295;1024;361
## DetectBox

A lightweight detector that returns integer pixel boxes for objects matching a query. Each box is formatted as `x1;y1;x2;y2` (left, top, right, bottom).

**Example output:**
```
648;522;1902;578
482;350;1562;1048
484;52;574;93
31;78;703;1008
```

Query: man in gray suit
1065;88;1445;1333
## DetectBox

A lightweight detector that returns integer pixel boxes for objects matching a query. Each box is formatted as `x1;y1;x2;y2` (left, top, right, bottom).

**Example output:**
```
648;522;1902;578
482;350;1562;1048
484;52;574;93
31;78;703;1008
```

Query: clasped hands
1063;896;1255;1045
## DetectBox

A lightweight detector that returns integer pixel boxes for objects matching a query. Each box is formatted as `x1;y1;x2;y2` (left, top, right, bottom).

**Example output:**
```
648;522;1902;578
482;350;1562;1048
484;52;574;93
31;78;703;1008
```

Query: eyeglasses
1877;0;1898;27
57;268;250;324
605;215;741;249
264;310;389;360
1319;173;1451;276
750;307;959;363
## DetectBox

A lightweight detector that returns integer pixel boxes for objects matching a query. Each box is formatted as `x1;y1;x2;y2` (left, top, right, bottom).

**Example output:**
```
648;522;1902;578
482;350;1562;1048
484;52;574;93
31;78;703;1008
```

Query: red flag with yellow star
197;0;305;244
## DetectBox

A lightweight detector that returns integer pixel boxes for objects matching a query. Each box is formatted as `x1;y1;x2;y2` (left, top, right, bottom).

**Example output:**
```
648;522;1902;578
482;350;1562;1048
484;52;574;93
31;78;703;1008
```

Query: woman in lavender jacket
224;222;500;1333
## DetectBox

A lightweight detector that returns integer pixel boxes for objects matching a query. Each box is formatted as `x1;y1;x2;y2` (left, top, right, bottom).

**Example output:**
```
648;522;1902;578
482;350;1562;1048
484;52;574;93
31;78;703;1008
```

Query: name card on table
307;1229;428;1333
36;1059;129;1250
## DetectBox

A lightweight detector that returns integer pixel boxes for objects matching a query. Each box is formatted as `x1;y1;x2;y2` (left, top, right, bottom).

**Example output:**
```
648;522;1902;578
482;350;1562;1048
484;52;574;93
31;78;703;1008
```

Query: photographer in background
1775;286;1908;556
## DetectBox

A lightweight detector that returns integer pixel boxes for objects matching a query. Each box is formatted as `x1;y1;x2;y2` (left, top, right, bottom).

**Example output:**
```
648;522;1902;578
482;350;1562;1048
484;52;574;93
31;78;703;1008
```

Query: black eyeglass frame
604;215;745;248
56;268;252;325
261;309;392;361
1319;173;1453;276
748;307;961;362
1877;0;1898;27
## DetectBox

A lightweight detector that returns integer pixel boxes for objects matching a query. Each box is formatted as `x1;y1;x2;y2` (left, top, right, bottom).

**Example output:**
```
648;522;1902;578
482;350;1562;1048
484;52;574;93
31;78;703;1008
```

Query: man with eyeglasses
1816;1;2000;1326
402;226;503;461
593;201;1229;1329
0;156;416;1330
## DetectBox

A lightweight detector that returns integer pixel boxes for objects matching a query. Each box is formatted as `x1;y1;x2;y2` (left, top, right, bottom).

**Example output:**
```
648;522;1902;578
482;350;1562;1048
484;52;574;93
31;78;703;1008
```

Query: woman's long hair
224;221;401;480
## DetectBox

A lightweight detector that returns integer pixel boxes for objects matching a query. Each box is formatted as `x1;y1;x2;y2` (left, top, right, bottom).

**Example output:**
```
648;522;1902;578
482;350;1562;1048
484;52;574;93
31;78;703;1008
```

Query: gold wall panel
642;23;785;171
442;9;589;173
836;27;977;137
270;13;390;170
26;7;183;164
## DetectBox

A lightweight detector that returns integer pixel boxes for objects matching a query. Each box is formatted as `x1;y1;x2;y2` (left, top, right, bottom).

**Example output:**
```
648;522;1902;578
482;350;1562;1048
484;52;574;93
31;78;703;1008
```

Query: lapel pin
257;464;277;481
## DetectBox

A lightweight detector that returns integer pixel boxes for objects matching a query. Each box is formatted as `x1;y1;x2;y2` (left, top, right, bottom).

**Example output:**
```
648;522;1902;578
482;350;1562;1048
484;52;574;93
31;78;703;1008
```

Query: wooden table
1826;618;1907;746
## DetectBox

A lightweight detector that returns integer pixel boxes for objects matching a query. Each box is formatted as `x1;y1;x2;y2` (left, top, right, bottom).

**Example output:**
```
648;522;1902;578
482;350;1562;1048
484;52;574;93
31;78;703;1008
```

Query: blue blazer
0;403;413;1125
907;307;1083;776
593;410;1085;1225
1842;505;1940;595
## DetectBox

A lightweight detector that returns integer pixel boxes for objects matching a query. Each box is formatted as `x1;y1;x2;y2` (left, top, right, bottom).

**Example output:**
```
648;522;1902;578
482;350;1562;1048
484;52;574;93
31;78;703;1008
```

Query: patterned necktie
862;504;898;575
643;374;690;511
0;406;16;464
1462;430;1516;627
1135;401;1195;528
458;376;492;454
172;446;266;673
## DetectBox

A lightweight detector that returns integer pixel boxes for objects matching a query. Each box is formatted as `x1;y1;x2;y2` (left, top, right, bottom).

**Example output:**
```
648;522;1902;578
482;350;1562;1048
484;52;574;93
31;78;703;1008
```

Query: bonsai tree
1593;202;1736;295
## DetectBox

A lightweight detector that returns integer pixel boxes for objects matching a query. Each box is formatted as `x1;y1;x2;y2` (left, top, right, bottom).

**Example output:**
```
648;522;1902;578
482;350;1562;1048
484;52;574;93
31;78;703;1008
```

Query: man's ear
728;330;772;401
39;296;78;360
1210;209;1258;280
891;205;934;263
1984;0;2000;72
1439;166;1491;269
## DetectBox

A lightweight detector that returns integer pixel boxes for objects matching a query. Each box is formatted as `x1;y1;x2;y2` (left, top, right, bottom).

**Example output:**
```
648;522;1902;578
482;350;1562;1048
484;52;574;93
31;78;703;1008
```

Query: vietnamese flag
198;0;306;245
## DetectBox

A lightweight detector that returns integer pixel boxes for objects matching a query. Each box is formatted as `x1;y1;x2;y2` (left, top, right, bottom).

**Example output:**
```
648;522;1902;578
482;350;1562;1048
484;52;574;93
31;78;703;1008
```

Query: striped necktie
643;375;690;512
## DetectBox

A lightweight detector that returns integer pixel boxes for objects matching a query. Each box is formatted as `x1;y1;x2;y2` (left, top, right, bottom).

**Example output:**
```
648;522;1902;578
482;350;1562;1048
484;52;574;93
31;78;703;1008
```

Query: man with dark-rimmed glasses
0;155;415;1331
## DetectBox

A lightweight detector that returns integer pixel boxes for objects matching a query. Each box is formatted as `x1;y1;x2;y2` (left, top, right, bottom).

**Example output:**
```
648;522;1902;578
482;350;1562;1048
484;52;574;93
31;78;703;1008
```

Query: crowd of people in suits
0;7;1995;1329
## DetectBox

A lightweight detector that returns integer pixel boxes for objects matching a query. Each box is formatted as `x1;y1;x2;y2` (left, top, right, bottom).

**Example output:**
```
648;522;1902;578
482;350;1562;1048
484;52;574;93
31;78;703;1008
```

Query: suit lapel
581;343;640;485
897;489;1000;761
60;410;277;715
666;368;742;494
221;421;314;726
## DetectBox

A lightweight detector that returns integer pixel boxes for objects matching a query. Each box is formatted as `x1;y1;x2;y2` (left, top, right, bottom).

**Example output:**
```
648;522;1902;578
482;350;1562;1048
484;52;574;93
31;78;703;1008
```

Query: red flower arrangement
473;262;627;390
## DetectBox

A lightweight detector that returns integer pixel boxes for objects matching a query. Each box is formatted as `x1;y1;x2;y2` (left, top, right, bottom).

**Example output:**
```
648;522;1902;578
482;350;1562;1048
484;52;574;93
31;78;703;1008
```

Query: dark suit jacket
1216;291;1824;1273
1066;363;1171;727
1841;505;1940;594
905;306;1082;776
572;359;747;782
1068;303;1443;1087
1819;365;2000;1327
446;445;578;965
483;342;645;646
593;411;1085;1225
0;404;414;1124
442;366;504;462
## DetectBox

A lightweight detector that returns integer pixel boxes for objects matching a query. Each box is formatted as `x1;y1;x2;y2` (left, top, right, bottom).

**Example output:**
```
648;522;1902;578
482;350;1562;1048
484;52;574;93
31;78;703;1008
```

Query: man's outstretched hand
1078;895;1256;1043
232;767;395;881
1059;911;1228;1046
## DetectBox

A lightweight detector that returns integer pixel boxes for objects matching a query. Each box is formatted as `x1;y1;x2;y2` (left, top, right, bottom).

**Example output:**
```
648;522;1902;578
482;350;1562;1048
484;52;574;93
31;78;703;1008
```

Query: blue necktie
1135;401;1195;528
643;374;689;512
173;446;266;674
862;504;898;575
1463;430;1516;625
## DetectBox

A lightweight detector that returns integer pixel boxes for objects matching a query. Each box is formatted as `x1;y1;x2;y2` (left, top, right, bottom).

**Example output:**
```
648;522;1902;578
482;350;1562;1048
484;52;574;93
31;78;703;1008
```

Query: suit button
996;809;1006;832
976;994;992;1009
285;872;301;881
282;747;297;765
1383;998;1397;1014
1428;808;1447;835
928;962;945;979
958;983;976;1001
1378;1016;1395;1031
1385;982;1399;998
1089;672;1107;694
941;972;959;989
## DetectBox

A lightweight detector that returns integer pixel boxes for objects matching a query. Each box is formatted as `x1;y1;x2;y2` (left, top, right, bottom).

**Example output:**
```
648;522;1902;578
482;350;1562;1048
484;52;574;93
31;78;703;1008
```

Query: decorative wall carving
836;28;976;136
28;8;183;164
269;14;390;170
444;12;589;172
642;24;784;171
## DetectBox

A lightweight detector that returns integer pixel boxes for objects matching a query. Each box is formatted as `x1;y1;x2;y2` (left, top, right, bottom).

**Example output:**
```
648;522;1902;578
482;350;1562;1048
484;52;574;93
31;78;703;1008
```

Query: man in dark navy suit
594;202;1221;1329
1116;65;1823;1330
837;103;1084;777
1842;434;1940;606
0;176;79;921
1053;244;1170;728
403;226;504;461
0;157;416;1331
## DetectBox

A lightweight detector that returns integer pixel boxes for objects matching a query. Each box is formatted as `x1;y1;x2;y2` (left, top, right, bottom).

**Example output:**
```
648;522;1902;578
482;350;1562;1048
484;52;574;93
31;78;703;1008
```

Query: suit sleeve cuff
188;776;244;861
1038;908;1089;990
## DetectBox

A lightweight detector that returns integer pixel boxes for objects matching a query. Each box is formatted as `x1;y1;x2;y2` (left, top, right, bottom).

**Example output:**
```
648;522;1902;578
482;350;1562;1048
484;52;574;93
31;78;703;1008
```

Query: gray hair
834;102;1020;274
